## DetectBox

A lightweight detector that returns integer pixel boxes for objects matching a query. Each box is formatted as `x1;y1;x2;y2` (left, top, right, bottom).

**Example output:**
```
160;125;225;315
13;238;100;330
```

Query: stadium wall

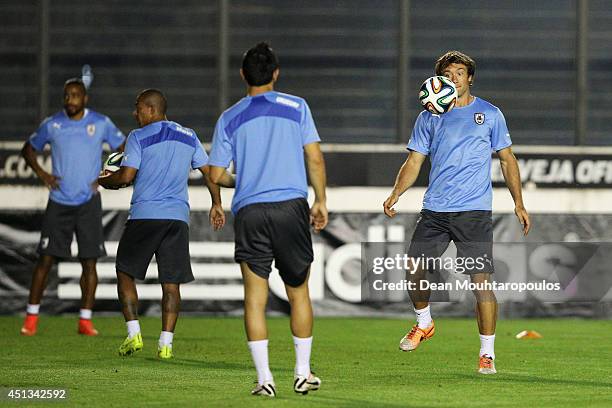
1;144;611;318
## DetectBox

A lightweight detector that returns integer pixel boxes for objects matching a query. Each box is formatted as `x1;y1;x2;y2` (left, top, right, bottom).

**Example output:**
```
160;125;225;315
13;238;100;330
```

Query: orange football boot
20;314;39;336
478;354;496;374
399;321;435;351
78;319;99;336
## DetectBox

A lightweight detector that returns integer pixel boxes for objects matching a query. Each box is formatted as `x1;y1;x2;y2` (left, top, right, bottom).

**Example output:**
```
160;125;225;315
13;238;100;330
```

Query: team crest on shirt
87;124;96;136
474;113;485;125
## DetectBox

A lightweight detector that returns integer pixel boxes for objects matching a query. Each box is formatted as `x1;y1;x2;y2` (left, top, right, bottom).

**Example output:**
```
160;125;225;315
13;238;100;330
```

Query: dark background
1;0;609;145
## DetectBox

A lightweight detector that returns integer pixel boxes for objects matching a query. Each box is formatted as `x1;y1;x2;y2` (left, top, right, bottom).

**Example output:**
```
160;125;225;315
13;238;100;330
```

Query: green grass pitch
1;316;611;407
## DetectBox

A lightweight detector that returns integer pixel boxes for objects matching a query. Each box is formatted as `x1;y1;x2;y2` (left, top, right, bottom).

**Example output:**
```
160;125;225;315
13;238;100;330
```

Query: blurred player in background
20;77;125;337
383;51;531;374
98;89;232;359
208;42;328;397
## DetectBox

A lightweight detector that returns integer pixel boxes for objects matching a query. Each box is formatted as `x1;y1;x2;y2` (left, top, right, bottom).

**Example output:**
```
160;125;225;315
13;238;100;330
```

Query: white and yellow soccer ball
103;152;123;174
418;76;458;114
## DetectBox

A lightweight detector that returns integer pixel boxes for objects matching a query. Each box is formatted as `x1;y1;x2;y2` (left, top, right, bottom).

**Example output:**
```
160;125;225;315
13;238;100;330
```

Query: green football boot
118;333;143;357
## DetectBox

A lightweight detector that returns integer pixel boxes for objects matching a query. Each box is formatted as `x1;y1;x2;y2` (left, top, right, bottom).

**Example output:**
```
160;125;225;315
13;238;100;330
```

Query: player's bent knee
285;283;310;303
79;258;97;270
161;282;180;292
116;271;136;287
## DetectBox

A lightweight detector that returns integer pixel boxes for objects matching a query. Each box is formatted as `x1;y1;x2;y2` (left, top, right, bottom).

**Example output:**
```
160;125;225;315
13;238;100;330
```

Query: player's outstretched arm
383;150;426;218
97;166;137;190
21;141;60;189
199;165;227;231
304;142;328;232
497;147;531;236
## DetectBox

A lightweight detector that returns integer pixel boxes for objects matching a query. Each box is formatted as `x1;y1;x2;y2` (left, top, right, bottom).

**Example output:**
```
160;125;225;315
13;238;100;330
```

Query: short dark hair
241;42;279;86
64;77;87;94
435;51;476;77
137;88;167;115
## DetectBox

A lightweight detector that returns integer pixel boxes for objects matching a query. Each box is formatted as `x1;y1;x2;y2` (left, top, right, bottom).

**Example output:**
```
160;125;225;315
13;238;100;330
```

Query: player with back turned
98;89;233;359
383;51;531;374
20;78;125;337
208;42;328;397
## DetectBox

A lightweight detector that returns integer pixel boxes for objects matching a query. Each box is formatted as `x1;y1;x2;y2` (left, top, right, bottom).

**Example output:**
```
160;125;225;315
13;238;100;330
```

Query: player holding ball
98;89;232;359
383;51;531;374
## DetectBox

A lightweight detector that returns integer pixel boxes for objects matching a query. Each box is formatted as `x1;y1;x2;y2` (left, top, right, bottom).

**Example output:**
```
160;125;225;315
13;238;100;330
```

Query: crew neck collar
63;108;89;122
453;96;477;110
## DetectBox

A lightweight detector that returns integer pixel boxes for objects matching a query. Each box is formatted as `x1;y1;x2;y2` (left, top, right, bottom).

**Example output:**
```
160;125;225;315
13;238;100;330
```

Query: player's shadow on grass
143;357;244;370
143;357;293;373
293;395;409;408
457;373;612;388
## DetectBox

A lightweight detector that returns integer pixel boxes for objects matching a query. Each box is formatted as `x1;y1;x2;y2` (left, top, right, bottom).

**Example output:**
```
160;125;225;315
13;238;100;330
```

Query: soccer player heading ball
208;42;328;397
383;51;531;374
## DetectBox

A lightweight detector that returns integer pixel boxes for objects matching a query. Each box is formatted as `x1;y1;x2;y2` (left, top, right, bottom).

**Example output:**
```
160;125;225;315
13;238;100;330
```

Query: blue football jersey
29;109;125;206
407;97;512;212
208;91;320;214
121;120;208;223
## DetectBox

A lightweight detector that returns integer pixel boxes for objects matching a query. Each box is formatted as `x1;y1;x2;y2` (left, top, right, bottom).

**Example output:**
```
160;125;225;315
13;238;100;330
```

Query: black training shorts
37;193;106;259
116;219;194;284
234;198;314;287
407;209;494;274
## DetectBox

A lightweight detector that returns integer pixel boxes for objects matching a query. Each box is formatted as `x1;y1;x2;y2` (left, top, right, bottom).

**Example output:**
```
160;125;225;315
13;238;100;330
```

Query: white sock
79;309;92;320
26;304;40;315
293;336;312;377
159;331;174;348
248;339;274;385
479;334;496;359
126;320;141;339
415;305;432;329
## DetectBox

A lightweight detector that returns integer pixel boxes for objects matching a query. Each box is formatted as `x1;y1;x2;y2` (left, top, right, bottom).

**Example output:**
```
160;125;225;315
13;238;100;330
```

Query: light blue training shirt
208;91;320;214
121;120;208;223
407;97;512;212
29;109;125;206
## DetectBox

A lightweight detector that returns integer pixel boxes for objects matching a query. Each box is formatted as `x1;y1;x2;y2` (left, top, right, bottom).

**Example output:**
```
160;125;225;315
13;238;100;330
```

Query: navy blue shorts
116;219;194;284
234;198;314;287
408;209;494;274
37;193;106;259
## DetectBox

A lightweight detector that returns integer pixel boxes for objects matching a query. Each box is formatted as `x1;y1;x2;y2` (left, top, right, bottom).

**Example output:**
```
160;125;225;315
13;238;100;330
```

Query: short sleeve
28;119;52;151
121;132;142;169
406;112;431;155
208;116;233;168
301;101;321;146
103;116;126;150
191;134;209;169
491;108;512;151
